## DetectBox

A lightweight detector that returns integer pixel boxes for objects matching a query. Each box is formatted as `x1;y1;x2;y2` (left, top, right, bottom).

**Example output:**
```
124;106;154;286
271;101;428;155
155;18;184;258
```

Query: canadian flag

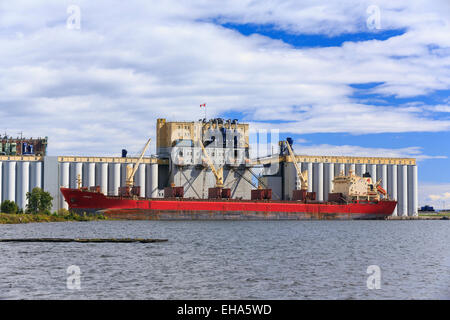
200;103;206;108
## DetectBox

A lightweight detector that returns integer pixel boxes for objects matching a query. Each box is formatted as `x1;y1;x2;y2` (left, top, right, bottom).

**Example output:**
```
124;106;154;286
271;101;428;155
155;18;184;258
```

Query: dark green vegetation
419;212;450;218
0;210;107;224
26;187;53;214
0;200;19;214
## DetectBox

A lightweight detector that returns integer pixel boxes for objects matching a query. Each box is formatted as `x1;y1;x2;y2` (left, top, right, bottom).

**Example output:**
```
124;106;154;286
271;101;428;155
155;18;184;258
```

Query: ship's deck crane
198;139;223;188
284;140;308;191
125;138;152;187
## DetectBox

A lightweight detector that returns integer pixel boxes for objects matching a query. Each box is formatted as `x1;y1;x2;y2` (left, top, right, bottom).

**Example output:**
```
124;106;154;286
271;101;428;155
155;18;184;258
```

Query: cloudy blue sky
0;1;449;207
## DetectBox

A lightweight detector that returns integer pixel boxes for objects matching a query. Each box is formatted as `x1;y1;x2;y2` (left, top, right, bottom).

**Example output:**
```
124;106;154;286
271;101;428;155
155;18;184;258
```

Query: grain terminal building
0;119;418;216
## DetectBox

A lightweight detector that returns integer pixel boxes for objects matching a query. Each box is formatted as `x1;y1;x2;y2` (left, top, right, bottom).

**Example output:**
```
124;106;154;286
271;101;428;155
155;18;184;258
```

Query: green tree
1;200;19;214
26;187;53;214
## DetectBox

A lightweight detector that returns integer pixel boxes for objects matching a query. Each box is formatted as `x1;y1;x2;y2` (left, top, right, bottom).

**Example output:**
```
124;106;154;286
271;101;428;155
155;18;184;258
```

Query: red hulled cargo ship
60;186;397;220
60;138;397;220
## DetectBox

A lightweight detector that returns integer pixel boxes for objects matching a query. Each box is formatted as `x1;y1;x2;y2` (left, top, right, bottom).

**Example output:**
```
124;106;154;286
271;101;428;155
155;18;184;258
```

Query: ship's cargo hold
164;186;184;198
251;189;272;200
207;187;232;199
119;186;131;197
292;189;306;201
292;190;316;201
208;187;226;199
118;186;141;197
327;193;345;203
131;186;141;196
89;186;101;193
221;188;231;199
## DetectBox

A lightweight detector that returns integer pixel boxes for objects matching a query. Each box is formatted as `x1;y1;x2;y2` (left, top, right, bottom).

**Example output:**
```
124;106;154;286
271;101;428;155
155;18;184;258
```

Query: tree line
1;188;53;214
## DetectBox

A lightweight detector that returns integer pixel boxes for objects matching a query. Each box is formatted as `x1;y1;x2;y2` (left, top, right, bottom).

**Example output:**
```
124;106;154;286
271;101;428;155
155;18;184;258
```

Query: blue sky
0;0;449;207
218;22;408;47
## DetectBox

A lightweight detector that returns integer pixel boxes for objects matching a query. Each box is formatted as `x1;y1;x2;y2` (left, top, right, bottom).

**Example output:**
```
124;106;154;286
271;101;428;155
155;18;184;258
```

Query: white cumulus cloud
419;183;450;209
0;0;448;156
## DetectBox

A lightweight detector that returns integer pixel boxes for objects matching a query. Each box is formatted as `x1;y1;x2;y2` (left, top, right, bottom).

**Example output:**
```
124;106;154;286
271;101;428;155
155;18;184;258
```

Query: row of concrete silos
0;156;419;217
286;162;418;216
0;160;43;210
0;157;159;211
58;161;159;209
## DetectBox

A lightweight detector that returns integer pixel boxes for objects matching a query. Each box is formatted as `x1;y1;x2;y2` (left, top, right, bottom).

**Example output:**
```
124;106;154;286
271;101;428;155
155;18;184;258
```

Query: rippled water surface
0;220;449;299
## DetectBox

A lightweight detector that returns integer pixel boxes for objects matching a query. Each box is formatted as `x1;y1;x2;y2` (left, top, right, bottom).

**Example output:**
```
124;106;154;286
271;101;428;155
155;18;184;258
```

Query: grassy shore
0;212;107;224
419;212;450;217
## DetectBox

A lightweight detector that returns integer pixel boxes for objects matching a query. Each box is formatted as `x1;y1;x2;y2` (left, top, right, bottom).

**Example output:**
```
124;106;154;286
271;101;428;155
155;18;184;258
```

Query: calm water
0;220;449;300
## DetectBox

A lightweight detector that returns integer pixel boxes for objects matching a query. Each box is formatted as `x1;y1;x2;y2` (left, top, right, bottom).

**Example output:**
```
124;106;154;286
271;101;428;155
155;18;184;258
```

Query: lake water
0;220;449;299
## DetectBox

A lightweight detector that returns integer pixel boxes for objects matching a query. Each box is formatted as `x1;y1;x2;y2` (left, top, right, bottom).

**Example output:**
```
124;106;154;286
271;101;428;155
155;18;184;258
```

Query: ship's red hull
60;188;396;220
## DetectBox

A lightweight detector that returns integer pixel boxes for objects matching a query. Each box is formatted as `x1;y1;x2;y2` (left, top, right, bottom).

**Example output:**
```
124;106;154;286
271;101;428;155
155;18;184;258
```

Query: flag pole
200;103;207;120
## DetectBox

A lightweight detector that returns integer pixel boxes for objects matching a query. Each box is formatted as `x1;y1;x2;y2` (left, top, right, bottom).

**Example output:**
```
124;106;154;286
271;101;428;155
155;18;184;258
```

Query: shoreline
1;212;448;224
387;213;450;220
0;212;108;224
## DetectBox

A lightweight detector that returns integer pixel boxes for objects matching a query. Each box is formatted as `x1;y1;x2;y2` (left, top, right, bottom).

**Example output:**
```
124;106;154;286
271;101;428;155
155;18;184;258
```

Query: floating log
386;216;449;220
0;238;168;243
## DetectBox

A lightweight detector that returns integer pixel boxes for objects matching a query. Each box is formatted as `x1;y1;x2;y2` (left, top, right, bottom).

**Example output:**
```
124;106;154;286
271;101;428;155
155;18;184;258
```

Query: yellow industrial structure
156;118;249;152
